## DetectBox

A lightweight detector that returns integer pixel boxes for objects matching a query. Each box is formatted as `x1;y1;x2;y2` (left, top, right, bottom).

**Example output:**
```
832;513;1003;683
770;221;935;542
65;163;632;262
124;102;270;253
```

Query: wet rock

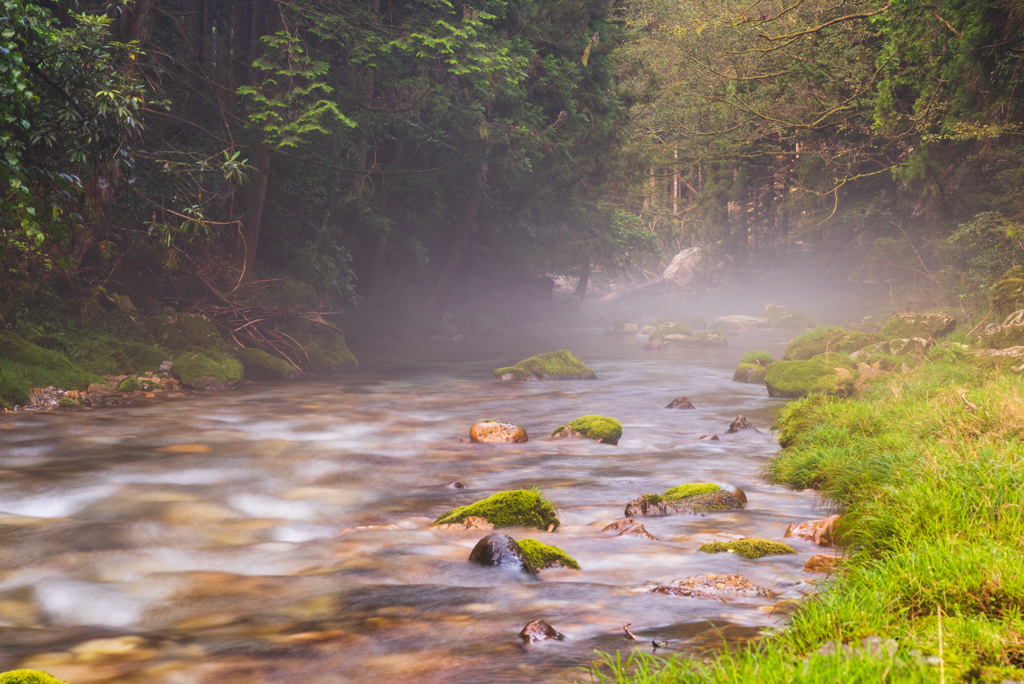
550;415;622;445
469;421;528;443
804;553;840;573
698;538;796;559
519;619;564;643
468;533;536;574
699;433;719;440
605;319;640;336
665;396;695;409
624;495;681;517
602;518;658;540
448;481;465;489
709;315;771;331
430;515;493;531
880;312;956;340
785;515;840;546
433;489;560;531
650;573;769;600
726;415;757;433
673;489;744;512
493;350;596;381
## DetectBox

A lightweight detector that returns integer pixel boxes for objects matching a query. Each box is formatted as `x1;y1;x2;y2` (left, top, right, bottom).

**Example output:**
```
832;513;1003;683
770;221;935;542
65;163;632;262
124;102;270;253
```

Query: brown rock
469;421;528;443
699;433;720;440
666;396;695;409
784;515;840;546
601;518;659;540
519;619;564;643
624;495;684;517
468;533;536;574
804;553;840;573
650;573;769;601
726;415;758;433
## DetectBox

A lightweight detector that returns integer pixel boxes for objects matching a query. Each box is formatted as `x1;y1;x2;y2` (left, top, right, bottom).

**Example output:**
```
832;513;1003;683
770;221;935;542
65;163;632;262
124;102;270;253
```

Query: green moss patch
766;360;854;398
663;483;720;501
741;350;776;365
231;346;297;379
517;538;580;570
433;489;560;530
306;333;358;372
495;350;596;381
171;351;243;389
0;670;69;684
0;333;102;408
698;538;796;559
733;362;768;384
551;415;623;445
117;376;142;392
784;327;881;361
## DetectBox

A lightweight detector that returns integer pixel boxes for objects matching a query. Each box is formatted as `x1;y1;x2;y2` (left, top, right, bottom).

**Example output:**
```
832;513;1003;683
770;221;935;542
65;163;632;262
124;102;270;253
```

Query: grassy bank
593;345;1024;683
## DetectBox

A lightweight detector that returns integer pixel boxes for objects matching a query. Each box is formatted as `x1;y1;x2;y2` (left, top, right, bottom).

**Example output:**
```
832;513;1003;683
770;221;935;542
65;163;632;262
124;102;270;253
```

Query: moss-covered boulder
976;310;1024;349
230;346;297;379
117;376;142;392
0;671;69;684
551;415;622;445
880;312;956;340
170;351;243;390
469;421;528;443
517;538;580;570
433;489;559;531
733;363;767;383
709;315;771;331
990;266;1024;318
467;533;536;574
0;333;102;408
144;312;220;349
761;304;819;329
306;333;358;372
698;538;796;559
783;327;881;361
493;350;596;381
605;319;640;336
644;323;727;350
765;360;855;398
664;484;745;511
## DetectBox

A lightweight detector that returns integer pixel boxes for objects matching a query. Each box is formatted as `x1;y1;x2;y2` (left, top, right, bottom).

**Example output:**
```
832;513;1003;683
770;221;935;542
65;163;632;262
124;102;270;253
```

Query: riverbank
594;333;1024;682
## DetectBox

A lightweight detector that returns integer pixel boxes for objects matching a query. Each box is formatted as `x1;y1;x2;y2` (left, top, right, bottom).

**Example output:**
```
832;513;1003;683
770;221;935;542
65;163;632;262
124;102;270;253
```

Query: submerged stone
468;533;536;574
493;350;596;381
469;421;528;443
602;518;658;540
698;538;796;559
433;489;560;531
726;415;758;433
650;573;769;600
519;619;564;643
551;415;622;445
665;395;695;409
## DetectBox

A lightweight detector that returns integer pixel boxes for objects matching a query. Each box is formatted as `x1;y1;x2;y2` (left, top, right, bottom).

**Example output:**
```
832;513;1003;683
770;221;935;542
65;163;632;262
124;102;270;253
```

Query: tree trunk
239;141;269;276
574;257;591;304
427;163;487;311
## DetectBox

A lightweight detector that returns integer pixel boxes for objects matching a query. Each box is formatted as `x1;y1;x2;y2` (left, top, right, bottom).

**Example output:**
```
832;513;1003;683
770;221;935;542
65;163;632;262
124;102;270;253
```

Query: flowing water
0;326;825;683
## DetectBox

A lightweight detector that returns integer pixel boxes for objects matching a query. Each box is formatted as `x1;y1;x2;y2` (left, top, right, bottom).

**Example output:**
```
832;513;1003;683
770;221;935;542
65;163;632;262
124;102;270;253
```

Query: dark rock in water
650;573;769;601
519;619;565;643
666;396;695;409
624;495;697;518
680;490;745;512
448;481;466;489
699;433;719;440
602;518;658;540
468;533;537;574
726;415;757;433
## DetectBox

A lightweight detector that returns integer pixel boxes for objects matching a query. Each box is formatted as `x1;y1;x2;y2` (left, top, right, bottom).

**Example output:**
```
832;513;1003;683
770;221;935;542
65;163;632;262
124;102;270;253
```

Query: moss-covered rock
144;312;220;349
698;538;796;559
645;322;727;350
604;319;640;336
117;376;142;392
733;363;768;383
880;312;956;340
671;489;745;511
493;350;596;381
170;351;243;390
761;304;819;329
663;483;720;501
517;538;581;570
306;333;358;372
765;360;855;398
783;327;881;361
0;670;69;684
230;346;297;379
433;489;560;530
58;397;81;408
551;415;622;445
975;311;1024;349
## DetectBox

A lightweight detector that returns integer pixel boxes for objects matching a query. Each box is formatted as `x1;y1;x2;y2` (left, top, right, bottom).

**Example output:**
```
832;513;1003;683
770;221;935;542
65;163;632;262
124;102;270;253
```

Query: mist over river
0;326;826;683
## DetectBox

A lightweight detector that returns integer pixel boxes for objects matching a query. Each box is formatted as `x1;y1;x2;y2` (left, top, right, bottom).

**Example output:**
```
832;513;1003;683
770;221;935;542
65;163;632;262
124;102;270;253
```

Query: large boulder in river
493;350;596;381
551;415;622;445
519;619;565;643
469;421;528;443
662;247;704;289
170;351;243;390
880;312;956;340
663;483;745;511
709;315;771;331
433;489;560;531
468;533;536;574
765;360;855;398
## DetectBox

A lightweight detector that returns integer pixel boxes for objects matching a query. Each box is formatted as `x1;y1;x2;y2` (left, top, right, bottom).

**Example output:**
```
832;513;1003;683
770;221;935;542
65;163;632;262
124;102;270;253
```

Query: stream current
0;327;824;683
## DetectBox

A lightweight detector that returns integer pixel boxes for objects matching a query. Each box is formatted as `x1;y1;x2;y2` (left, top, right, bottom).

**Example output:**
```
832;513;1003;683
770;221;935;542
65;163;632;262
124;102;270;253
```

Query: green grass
593;352;1024;683
740;350;775;365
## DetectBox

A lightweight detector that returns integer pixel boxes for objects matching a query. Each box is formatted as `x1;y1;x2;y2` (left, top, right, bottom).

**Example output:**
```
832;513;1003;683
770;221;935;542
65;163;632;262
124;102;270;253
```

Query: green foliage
552;415;623;445
0;670;69;684
517;538;580;570
697;538;796;559
740;350;775;366
433;489;560;531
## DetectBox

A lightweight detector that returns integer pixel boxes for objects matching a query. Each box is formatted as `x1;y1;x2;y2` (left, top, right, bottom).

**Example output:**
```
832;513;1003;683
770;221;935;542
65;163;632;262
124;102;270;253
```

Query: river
0;326;823;683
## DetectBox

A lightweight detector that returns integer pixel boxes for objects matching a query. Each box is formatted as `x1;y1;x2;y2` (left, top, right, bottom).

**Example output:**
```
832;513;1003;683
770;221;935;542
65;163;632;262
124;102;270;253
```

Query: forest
3;1;1024;683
